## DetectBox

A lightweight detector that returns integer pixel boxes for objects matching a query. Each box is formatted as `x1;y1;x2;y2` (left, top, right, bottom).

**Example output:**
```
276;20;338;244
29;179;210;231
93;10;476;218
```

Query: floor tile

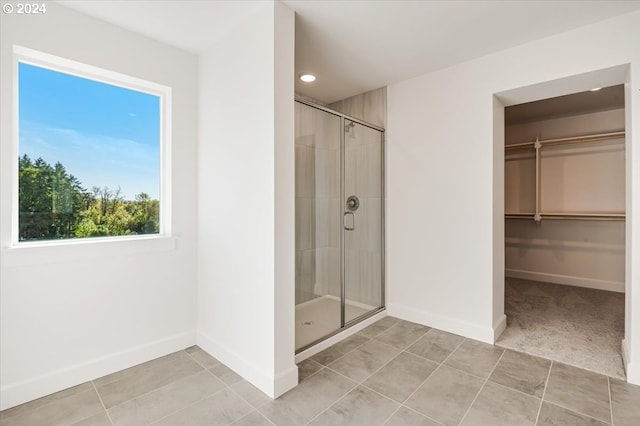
489;349;551;397
297;358;323;382
209;363;243;385
230;380;271;408
543;362;611;423
364;352;438;403
375;321;430;350
230;410;274;426
94;351;203;408
309;386;399;426
107;370;225;425
69;411;112;426
328;339;401;382
375;316;401;328
0;382;95;421
460;381;539;426
405;365;484;426
311;334;369;365
186;347;221;369
384;406;441;426
610;377;640;426
0;389;104;426
152;388;252;426
444;339;504;378
258;369;356;425
357;318;399;339
537;402;609;426
406;329;464;363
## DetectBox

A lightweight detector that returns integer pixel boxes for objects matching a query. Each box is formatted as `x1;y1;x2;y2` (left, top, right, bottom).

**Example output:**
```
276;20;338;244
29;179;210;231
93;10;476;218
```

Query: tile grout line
399;336;468;405
397;404;446;426
91;381;115;426
312;333;373;367
608;376;614;426
534;360;553;425
225;378;271;412
185;347;222;371
302;371;360;425
486;375;546;401
385;336;469;425
228;409;275;426
458;346;506;425
542;400;615;426
147;387;227;426
538;362;614;425
369;328;435;425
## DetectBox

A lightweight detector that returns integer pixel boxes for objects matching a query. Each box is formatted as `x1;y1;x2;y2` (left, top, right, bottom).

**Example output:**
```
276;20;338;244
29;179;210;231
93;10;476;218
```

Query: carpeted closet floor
497;278;626;379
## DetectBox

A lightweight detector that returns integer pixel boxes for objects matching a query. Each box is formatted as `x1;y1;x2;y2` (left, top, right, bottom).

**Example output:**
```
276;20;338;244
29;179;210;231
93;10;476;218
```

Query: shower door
295;100;384;352
342;121;385;324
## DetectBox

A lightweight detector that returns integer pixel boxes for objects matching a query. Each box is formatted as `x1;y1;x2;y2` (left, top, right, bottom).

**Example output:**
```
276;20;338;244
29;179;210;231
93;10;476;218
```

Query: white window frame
11;46;172;248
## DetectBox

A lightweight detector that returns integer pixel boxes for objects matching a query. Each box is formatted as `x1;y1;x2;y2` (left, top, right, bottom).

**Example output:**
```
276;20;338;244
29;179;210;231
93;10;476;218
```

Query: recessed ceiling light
589;87;602;91
300;74;316;83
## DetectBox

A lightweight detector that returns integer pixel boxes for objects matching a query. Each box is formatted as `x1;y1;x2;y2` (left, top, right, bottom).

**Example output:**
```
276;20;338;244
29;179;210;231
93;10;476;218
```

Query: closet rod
505;131;625;151
505;213;625;221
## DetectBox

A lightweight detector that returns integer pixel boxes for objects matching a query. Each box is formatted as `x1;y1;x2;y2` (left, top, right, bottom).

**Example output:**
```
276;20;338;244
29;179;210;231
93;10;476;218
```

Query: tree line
19;155;159;241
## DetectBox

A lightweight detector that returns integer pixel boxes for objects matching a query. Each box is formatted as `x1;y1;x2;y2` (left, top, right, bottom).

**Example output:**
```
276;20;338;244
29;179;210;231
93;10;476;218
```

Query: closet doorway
497;85;626;379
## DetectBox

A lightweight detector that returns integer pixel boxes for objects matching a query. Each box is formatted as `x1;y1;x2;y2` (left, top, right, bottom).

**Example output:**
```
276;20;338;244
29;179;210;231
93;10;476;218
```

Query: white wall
197;1;297;398
387;10;640;384
505;109;626;292
0;3;199;410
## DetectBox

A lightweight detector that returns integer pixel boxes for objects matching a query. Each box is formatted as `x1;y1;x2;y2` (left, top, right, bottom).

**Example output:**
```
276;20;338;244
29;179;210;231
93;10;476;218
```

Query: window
15;47;171;243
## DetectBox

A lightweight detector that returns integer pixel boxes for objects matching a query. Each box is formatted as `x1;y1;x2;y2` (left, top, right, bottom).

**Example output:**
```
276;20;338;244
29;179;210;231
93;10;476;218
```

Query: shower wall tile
315;113;341;150
296;249;316;299
315;248;330;296
329;87;387;129
328;248;341;298
357;143;382;198
296;102;314;139
344;146;357;196
315;197;329;248
315;149;339;198
363;87;387;129
296;198;315;251
329;197;341;247
295;146;315;198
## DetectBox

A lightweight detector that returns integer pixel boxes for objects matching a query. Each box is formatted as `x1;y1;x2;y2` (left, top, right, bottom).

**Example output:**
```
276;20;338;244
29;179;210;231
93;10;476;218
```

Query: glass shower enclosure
295;99;385;352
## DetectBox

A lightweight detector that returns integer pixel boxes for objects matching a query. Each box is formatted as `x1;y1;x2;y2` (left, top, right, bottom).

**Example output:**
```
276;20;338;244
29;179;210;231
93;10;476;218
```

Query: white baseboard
0;330;196;411
295;309;387;363
387;303;497;344
493;314;507;341
621;339;640;385
196;331;297;399
505;269;624;293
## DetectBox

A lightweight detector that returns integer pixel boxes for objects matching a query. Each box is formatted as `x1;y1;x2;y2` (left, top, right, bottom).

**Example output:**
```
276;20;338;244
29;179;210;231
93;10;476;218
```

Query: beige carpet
497;278;625;379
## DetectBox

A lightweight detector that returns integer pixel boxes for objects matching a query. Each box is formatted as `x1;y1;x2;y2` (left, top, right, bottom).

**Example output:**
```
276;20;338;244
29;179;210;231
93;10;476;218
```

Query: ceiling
58;1;640;104
505;85;625;125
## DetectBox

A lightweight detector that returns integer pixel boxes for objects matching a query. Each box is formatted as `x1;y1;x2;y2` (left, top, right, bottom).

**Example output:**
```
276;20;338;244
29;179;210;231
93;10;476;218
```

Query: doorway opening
497;85;626;379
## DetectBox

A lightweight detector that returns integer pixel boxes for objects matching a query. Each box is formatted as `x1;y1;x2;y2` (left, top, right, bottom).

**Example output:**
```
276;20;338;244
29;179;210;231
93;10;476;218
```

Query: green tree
19;155;159;241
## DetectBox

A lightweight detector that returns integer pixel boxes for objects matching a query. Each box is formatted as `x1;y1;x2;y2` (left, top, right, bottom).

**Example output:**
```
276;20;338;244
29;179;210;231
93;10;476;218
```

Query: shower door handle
344;211;355;231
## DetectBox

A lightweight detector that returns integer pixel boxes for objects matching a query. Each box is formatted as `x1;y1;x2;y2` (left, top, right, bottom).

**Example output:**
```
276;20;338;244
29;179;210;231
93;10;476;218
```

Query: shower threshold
295;295;377;351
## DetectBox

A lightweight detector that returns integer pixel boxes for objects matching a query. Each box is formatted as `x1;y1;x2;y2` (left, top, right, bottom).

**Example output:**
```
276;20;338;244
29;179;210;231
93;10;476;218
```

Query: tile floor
1;316;639;425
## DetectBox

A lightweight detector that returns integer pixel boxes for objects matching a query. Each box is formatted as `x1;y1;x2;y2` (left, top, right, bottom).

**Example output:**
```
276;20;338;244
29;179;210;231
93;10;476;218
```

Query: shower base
295;295;374;351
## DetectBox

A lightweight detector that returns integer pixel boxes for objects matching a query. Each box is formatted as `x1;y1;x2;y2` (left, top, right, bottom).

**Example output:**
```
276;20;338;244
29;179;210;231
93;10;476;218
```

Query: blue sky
19;62;160;200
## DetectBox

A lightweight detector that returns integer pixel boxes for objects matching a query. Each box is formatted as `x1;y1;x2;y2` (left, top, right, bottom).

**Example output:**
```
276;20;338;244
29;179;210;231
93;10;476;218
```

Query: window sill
2;235;177;267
